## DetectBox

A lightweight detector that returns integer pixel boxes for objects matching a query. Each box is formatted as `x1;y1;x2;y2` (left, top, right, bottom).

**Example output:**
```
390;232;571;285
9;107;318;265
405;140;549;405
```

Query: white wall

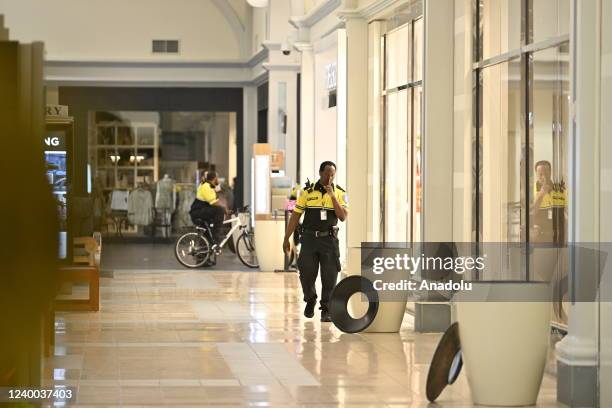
268;0;293;44
0;0;242;60
251;6;268;55
313;41;338;178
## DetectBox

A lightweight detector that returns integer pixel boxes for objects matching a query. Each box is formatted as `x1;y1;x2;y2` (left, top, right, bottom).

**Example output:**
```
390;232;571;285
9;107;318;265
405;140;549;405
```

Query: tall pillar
243;86;257;206
295;42;315;182
343;15;369;278
416;0;455;333
598;3;612;407
556;0;601;406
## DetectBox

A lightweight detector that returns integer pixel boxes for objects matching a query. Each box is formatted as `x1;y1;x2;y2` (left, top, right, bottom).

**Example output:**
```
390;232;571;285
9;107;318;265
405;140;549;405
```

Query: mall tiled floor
47;243;566;407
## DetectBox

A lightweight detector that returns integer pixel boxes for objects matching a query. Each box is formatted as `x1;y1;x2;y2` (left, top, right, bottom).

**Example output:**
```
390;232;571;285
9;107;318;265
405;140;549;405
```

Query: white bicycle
175;206;258;269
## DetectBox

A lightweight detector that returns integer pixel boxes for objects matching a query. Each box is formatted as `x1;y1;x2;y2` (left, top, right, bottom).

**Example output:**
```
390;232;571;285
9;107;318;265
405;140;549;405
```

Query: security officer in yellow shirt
283;161;348;322
530;160;567;244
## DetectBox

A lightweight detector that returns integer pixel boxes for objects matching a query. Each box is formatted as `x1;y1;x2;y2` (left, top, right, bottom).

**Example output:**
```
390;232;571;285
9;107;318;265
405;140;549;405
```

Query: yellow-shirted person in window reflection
530;160;567;244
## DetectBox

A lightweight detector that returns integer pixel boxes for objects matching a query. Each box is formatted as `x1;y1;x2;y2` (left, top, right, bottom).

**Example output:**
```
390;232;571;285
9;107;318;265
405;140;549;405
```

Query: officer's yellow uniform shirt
533;182;567;243
533;185;567;210
197;182;218;205
294;180;348;231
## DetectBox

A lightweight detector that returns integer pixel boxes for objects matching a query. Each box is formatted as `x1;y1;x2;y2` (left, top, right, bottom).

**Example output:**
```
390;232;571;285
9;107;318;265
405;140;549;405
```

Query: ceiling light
246;0;268;7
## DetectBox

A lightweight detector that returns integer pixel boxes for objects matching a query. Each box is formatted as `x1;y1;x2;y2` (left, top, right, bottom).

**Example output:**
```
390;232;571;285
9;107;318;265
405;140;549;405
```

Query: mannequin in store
155;174;176;237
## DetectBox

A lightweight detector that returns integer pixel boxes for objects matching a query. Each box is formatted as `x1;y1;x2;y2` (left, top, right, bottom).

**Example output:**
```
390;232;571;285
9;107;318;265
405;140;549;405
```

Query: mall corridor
2;0;612;406
42;244;561;407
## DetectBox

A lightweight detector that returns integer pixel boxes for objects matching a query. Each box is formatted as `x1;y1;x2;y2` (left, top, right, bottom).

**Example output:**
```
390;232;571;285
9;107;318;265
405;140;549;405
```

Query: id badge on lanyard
320;209;327;221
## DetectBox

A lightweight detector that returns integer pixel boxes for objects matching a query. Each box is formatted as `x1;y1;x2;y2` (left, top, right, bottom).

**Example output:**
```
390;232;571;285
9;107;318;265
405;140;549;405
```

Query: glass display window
381;14;423;243
473;0;570;325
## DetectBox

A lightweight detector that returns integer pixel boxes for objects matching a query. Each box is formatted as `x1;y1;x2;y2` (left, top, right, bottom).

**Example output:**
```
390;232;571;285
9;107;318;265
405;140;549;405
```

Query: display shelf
89;122;159;191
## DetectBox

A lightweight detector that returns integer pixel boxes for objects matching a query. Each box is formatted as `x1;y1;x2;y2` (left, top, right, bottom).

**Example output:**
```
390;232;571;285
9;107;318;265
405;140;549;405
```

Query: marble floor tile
46;244;568;407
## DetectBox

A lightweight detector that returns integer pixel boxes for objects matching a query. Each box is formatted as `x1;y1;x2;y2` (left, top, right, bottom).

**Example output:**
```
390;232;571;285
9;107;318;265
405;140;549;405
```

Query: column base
557;360;597;407
414;302;450;333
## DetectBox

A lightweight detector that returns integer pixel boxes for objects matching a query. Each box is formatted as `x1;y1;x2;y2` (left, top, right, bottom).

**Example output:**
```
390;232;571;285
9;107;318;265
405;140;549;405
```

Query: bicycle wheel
175;232;211;268
236;231;259;268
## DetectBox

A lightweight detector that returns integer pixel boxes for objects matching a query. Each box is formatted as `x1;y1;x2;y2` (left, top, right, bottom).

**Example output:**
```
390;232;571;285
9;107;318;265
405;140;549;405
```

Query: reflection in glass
479;0;522;60
529;44;570;324
385;24;410;89
412;86;422;242
532;0;570;43
530;44;569;246
413;18;423;82
385;90;410;242
480;59;522;243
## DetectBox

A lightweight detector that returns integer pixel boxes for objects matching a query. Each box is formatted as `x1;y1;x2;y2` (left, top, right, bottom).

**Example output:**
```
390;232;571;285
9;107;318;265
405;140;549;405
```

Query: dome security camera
281;40;291;56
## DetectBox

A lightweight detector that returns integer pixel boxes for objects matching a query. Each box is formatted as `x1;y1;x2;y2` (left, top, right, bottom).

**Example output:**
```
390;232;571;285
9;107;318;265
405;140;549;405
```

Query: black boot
304;300;316;318
320;308;331;322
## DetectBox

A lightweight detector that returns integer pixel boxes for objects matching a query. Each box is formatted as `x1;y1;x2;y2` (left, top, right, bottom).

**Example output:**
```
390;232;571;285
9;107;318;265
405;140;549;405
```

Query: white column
414;0;455;333
295;42;315;183
555;1;601;406
243;85;258;206
367;21;383;242
599;2;612;406
344;15;369;274
422;0;454;243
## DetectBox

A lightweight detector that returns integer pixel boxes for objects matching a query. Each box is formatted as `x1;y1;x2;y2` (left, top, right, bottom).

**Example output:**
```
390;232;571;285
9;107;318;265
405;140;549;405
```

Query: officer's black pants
297;235;341;311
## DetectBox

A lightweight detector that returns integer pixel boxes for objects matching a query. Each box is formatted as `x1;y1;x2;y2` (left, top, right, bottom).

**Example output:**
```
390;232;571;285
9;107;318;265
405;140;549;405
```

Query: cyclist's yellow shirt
197;182;219;205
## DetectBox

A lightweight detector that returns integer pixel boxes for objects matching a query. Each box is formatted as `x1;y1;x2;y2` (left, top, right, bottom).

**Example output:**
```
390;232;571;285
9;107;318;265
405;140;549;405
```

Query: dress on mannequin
155;175;176;237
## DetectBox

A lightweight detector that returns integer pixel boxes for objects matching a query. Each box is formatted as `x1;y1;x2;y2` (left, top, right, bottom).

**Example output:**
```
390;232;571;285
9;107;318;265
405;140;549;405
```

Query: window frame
472;0;570;278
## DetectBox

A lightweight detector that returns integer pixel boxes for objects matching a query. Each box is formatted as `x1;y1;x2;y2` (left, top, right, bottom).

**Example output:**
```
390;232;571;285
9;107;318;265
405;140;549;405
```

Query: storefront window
529;44;569;246
475;0;570;249
478;0;522;61
382;16;423;243
413;18;423;82
532;0;570;44
479;59;522;243
474;0;570;324
385;90;410;242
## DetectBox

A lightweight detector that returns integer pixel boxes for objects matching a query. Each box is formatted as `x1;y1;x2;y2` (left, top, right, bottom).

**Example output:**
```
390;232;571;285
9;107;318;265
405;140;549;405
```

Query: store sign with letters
46;104;69;117
325;63;337;91
44;131;66;151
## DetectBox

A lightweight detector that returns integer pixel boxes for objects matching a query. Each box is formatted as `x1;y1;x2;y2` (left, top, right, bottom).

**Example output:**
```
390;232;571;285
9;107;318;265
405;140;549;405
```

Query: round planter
454;282;551;406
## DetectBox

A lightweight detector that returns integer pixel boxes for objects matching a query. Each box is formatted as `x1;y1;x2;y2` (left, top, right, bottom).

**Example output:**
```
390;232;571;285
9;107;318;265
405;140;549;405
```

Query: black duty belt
302;227;338;238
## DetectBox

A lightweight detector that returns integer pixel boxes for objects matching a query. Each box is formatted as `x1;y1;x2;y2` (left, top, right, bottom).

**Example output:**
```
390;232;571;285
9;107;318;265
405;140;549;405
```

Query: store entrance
89;111;237;240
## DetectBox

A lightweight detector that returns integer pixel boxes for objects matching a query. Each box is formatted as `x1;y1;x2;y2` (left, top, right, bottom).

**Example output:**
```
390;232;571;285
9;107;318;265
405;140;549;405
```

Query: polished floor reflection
46;244;564;407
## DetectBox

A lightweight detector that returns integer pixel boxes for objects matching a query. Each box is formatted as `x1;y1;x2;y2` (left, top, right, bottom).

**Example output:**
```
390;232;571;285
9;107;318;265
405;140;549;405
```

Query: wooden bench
55;236;100;311
54;265;100;312
45;236;102;356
